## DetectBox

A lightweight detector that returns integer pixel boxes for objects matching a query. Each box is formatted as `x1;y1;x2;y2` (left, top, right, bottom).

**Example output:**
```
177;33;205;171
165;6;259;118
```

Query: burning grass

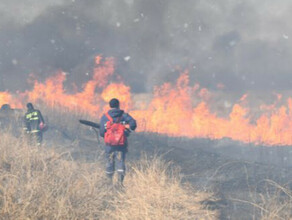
0;132;217;219
3;55;292;146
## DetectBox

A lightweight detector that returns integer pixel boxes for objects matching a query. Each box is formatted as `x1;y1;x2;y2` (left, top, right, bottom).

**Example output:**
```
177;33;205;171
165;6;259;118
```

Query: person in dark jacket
0;104;23;134
0;104;13;129
23;103;45;146
99;98;137;186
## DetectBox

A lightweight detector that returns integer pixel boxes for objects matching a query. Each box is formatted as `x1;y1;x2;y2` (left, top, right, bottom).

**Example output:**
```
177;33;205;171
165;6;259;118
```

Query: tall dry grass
0;132;108;219
256;180;292;220
104;154;217;220
232;179;292;220
0;132;217;219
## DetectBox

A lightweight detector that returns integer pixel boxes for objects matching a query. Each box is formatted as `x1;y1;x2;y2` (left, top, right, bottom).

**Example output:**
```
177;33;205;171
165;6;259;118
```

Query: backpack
104;112;126;146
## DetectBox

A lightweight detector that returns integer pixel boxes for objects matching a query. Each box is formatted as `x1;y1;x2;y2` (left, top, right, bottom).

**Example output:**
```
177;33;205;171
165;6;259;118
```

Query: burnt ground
2;113;292;220
128;134;292;219
43;124;292;220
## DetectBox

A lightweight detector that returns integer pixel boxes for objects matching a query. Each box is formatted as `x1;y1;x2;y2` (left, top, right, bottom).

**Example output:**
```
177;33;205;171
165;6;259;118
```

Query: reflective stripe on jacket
24;109;44;132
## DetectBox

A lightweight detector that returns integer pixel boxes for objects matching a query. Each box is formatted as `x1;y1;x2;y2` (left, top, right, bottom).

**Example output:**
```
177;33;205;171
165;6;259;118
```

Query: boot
106;173;113;186
118;174;125;187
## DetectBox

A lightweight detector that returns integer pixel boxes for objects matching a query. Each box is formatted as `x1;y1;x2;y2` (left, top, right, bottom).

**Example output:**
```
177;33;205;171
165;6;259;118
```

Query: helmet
26;103;34;110
0;104;11;110
109;98;120;108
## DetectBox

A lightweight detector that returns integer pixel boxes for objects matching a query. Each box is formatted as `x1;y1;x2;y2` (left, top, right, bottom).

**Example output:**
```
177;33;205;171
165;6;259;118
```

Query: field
0;108;217;219
0;106;291;219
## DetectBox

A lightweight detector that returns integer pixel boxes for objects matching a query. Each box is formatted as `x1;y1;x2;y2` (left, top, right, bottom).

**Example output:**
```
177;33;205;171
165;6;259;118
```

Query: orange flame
1;55;292;146
23;57;116;115
101;83;132;112
0;91;23;109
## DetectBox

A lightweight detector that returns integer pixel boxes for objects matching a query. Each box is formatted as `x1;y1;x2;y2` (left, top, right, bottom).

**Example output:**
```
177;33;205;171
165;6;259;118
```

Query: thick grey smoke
1;0;292;93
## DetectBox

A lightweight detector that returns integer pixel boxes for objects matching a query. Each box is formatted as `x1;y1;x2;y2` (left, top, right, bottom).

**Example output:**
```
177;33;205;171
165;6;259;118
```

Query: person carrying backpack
23;103;46;146
99;98;137;186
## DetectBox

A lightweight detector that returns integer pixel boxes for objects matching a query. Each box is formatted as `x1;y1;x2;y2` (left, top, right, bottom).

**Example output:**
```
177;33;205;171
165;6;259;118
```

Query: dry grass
0;132;108;219
257;180;292;220
5;103;291;219
0;132;216;219
232;179;292;220
104;154;217;220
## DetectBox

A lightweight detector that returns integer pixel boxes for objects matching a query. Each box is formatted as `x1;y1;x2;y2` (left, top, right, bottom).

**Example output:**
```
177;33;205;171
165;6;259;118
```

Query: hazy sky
1;0;292;93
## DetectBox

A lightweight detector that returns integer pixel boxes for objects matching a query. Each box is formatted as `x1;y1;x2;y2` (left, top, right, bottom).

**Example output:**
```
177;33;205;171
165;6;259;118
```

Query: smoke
1;0;292;93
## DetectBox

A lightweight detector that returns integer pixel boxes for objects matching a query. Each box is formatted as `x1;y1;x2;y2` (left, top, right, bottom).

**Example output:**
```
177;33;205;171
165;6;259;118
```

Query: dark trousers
105;146;127;180
28;131;43;146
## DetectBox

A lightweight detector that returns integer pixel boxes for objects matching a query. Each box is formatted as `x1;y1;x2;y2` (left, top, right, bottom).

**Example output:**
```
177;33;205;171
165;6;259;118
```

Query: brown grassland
0;131;217;220
0;106;291;219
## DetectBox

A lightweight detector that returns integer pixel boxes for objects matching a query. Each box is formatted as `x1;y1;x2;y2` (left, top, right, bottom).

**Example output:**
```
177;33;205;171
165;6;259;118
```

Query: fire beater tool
79;119;132;144
79;119;100;129
79;119;100;144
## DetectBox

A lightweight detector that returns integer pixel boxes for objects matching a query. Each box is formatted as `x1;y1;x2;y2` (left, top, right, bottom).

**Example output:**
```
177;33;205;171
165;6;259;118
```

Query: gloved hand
39;122;49;132
39;122;44;130
124;129;131;137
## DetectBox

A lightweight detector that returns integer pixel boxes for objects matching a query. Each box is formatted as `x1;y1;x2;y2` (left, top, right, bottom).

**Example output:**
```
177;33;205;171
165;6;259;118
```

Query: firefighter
23;103;45;146
99;98;137;186
0;104;13;129
0;104;11;111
